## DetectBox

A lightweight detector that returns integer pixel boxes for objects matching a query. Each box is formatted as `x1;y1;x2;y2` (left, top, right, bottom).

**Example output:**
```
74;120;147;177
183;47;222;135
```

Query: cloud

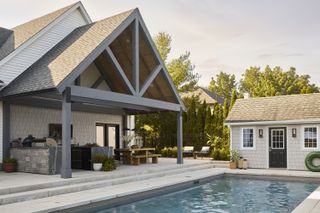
257;53;304;59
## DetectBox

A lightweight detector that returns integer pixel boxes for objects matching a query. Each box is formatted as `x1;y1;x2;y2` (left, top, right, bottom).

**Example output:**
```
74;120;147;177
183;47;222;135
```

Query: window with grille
304;127;317;148
242;128;254;148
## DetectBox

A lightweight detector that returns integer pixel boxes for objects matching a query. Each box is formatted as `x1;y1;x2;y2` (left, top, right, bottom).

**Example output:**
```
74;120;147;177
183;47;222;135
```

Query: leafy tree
154;32;199;92
208;71;237;101
240;66;319;97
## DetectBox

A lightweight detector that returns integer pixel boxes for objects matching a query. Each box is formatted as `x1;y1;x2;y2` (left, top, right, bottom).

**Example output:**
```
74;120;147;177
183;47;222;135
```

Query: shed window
304;127;317;148
242;128;254;148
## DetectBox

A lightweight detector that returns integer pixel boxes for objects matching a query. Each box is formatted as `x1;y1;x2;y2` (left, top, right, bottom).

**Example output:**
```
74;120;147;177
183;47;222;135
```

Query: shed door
269;128;287;168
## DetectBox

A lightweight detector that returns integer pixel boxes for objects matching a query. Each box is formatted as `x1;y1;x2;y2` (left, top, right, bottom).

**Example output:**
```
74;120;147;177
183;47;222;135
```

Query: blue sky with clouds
1;0;320;86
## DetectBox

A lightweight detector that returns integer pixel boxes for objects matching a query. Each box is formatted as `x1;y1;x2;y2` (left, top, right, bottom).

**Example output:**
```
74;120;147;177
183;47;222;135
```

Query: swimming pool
89;176;318;213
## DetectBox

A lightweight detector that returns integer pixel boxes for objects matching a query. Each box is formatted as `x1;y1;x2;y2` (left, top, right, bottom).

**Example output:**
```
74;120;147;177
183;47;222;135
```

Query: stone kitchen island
10;147;62;175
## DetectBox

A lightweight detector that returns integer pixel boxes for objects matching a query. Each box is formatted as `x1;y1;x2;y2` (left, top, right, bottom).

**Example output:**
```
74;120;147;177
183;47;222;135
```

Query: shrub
91;154;105;163
160;147;177;158
230;149;240;162
102;157;117;171
3;158;17;164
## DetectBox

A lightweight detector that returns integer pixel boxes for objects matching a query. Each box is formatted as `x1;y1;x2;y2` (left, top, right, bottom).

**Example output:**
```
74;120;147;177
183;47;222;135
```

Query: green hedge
160;147;178;158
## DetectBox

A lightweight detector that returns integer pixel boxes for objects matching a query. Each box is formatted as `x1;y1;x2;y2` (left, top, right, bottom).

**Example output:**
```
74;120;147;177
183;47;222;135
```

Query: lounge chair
193;146;210;159
183;146;194;157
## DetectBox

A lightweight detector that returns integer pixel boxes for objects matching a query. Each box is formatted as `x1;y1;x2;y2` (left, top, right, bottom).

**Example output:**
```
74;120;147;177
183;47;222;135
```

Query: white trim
0;2;91;76
226;119;320;126
301;125;319;150
240;127;256;150
230;127;233;151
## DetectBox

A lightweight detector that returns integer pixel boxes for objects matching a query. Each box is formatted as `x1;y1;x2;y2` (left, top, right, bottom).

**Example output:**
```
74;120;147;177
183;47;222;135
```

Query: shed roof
226;93;320;123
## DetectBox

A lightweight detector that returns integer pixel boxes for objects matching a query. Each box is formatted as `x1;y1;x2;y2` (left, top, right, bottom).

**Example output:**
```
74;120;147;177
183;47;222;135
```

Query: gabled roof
0;27;14;60
226;93;320;123
1;9;135;97
11;3;77;49
181;87;224;105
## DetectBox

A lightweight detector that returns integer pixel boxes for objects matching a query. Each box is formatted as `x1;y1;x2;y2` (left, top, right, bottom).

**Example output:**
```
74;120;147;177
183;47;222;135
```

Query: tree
154;32;199;92
229;89;237;111
223;99;229;119
208;71;237;102
240;66;319;97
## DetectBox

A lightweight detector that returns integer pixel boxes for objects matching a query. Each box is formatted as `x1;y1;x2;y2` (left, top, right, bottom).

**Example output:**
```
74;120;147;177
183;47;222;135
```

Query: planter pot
229;161;237;169
238;159;244;169
243;160;248;170
3;163;17;173
93;163;102;171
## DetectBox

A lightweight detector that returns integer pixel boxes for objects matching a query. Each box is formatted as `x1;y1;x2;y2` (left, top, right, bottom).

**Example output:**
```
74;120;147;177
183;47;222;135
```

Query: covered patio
0;9;185;178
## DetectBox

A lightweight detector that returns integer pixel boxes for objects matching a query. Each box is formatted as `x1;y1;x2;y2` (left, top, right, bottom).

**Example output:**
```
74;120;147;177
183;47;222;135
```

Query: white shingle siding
10;105;122;147
0;9;87;85
230;124;320;170
0;102;3;163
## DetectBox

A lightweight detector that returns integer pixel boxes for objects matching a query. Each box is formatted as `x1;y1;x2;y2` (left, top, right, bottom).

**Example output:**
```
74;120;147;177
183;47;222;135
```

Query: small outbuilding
225;93;320;170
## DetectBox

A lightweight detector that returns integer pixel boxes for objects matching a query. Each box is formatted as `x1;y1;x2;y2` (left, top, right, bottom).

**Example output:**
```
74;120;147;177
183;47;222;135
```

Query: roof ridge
238;92;320;101
11;2;80;49
91;8;137;24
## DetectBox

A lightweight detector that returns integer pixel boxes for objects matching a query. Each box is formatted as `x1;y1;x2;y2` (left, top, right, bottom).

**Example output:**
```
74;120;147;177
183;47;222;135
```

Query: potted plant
122;134;135;148
91;154;105;171
229;150;240;169
243;159;248;170
3;158;17;172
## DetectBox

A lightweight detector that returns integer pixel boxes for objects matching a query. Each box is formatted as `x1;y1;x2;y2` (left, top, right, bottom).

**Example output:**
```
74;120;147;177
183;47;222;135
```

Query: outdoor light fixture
259;129;263;138
292;128;297;138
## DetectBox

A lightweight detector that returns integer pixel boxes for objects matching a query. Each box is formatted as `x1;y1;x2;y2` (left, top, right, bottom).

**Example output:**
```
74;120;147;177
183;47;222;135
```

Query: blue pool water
95;177;318;213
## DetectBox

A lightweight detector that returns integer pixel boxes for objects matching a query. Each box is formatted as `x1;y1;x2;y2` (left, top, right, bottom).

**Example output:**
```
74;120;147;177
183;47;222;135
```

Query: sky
1;0;320;87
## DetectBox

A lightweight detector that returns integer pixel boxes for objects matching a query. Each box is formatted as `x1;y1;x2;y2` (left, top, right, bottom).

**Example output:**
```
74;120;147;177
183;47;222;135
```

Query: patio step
211;161;229;168
0;160;212;196
0;162;214;205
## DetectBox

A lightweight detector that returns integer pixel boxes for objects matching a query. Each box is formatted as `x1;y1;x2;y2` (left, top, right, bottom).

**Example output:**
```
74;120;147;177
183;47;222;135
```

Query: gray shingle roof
226;93;320;123
181;87;224;105
11;3;76;49
1;9;135;97
0;27;14;61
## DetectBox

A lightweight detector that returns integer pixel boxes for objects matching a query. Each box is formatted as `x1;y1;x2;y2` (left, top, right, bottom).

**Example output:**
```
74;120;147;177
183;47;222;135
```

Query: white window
304;127;318;148
242;128;254;149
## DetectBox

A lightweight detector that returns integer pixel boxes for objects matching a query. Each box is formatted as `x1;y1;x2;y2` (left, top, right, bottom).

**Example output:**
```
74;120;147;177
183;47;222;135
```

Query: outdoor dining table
115;148;157;165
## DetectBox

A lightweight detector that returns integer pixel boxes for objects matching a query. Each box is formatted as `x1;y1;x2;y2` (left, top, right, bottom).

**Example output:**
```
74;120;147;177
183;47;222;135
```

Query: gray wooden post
3;102;10;161
177;109;183;164
61;87;72;178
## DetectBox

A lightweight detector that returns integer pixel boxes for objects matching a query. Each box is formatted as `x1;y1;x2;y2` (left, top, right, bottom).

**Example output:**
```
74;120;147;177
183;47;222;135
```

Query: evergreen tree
229;89;237;111
223;99;229;119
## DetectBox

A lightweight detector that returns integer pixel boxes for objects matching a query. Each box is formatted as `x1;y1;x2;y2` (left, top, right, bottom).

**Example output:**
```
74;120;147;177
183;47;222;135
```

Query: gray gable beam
139;64;161;96
137;14;186;111
57;10;139;93
70;85;181;112
105;47;136;95
132;18;139;93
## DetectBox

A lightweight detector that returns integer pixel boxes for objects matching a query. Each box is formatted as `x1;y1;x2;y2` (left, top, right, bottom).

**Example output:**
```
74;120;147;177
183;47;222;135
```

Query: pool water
95;177;318;213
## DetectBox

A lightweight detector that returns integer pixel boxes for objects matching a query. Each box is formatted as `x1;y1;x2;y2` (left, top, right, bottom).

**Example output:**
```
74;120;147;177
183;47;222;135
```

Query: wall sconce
292;128;297;138
259;129;263;138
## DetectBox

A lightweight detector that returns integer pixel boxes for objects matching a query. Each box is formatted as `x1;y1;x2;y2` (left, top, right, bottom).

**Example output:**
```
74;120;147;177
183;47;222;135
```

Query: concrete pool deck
0;158;319;212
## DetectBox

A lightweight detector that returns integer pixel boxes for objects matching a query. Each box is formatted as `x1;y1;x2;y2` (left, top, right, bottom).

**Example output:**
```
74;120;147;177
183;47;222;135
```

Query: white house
225;93;320;170
0;2;185;178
